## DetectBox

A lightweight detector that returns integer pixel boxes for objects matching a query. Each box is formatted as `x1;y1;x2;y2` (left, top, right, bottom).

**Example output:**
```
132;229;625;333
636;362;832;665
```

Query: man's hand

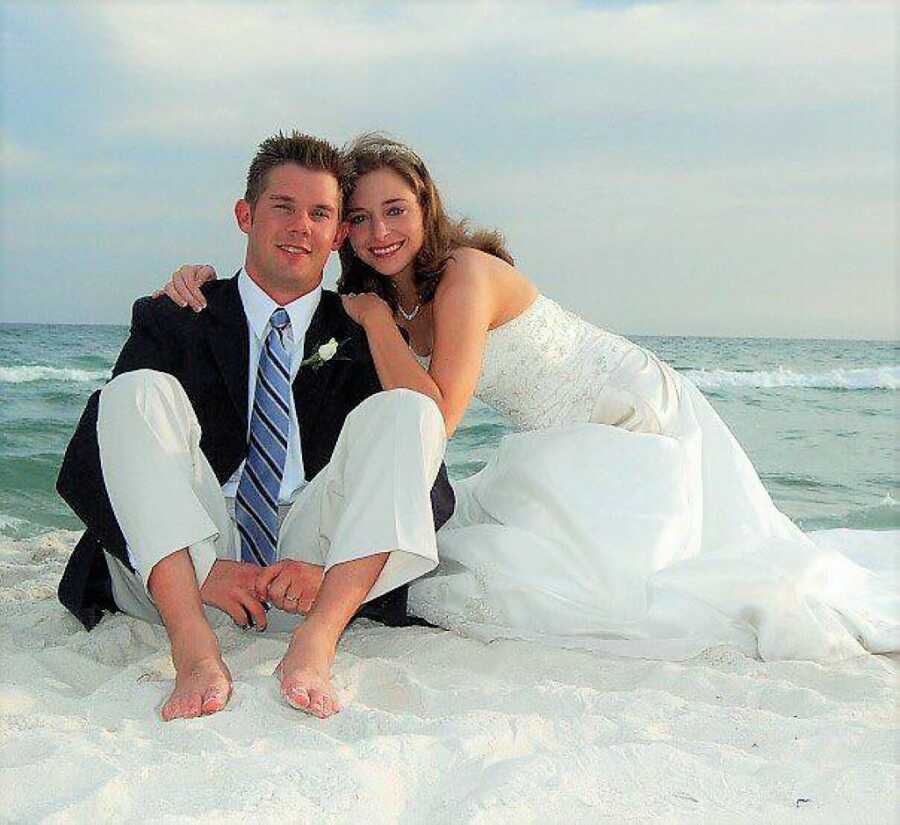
255;560;324;614
200;559;269;630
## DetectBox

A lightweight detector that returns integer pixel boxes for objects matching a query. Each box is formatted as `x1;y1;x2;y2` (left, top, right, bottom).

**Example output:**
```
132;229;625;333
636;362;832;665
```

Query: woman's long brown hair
337;133;513;312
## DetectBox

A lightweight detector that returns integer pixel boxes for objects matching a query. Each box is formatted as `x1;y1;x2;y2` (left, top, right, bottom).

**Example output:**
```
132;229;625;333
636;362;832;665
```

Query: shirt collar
238;269;322;347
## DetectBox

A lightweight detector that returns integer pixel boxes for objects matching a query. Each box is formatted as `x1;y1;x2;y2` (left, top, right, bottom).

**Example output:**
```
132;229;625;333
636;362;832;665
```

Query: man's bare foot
162;635;232;721
275;621;341;719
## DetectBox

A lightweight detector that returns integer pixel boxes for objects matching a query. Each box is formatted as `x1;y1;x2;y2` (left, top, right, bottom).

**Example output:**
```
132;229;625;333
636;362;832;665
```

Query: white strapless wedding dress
407;296;899;661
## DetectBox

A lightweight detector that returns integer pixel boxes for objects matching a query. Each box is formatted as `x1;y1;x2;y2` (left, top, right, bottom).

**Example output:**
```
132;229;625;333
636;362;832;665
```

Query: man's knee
354;389;445;443
99;370;198;442
101;369;189;418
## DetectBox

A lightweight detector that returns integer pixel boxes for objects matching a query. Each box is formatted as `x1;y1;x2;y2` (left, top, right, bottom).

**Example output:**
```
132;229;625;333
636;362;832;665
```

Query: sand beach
2;528;897;824
3;1;898;821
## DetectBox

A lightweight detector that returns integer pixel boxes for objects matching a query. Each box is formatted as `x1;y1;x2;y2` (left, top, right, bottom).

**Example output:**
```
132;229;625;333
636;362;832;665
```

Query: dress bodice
416;294;681;433
418;295;639;429
475;295;640;429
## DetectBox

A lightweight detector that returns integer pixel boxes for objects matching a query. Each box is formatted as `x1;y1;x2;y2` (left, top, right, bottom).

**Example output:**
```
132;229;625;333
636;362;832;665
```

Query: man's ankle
167;620;220;667
293;614;342;646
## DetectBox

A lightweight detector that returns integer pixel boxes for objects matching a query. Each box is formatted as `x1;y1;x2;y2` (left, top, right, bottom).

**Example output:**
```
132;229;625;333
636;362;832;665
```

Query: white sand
1;529;898;825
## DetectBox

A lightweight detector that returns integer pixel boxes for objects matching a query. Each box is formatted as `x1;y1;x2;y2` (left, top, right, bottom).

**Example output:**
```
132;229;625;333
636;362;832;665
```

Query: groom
56;131;454;721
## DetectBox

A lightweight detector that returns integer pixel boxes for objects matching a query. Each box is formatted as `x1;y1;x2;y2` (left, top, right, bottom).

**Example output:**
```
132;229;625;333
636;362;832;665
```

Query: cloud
0;131;135;181
85;1;895;143
0;132;44;171
91;2;893;78
2;1;895;336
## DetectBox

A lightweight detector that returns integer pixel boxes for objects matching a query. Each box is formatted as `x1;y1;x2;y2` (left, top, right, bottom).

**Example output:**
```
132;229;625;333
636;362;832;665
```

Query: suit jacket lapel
296;291;346;430
204;282;347;465
204;273;249;423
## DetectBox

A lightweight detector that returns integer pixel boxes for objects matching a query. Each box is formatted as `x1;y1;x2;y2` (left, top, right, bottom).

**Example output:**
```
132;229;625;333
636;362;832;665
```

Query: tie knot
270;308;290;331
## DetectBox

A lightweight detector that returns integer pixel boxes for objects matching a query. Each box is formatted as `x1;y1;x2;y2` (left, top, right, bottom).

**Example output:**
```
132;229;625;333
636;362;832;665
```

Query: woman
161;134;898;661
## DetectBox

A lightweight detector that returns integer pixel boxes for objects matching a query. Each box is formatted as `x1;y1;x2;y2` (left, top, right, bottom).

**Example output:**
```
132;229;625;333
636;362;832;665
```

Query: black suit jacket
57;275;454;629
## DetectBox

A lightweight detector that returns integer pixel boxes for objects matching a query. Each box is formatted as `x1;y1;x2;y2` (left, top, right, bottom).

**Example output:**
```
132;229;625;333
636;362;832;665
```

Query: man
57;131;454;721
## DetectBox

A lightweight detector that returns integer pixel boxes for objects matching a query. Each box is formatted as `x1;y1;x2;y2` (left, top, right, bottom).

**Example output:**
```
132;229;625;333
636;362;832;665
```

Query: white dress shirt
220;269;322;504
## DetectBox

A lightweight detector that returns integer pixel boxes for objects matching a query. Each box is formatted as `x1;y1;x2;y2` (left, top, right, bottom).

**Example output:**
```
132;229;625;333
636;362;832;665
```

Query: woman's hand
340;292;393;328
152;264;218;312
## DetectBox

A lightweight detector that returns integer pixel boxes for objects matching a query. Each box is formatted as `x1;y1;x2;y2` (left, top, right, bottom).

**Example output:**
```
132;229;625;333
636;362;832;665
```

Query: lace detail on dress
409;559;510;630
475;295;635;430
414;293;671;432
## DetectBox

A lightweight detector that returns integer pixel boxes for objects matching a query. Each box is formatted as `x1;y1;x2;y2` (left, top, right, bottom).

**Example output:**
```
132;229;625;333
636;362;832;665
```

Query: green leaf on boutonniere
300;337;350;371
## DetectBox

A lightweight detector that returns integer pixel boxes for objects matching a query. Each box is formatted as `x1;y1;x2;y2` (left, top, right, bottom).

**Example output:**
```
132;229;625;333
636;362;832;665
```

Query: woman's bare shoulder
441;246;517;291
438;249;493;292
429;254;497;326
438;247;537;328
447;245;511;271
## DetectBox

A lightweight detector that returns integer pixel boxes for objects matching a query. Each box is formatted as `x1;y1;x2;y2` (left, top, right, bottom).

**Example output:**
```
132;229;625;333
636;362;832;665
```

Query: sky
0;0;896;338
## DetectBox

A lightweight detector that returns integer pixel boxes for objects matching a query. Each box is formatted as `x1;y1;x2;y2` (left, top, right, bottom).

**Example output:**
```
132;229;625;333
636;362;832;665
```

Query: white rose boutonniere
318;339;339;361
300;337;348;371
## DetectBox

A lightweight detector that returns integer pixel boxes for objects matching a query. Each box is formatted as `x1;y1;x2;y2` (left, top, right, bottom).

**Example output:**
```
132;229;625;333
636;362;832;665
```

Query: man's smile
276;243;312;257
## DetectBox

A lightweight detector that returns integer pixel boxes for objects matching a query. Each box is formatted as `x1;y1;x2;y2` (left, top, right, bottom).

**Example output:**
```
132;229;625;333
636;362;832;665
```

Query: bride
161;134;898;662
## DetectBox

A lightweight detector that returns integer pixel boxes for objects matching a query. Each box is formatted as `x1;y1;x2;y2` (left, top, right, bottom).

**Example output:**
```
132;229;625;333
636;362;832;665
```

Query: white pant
98;370;446;627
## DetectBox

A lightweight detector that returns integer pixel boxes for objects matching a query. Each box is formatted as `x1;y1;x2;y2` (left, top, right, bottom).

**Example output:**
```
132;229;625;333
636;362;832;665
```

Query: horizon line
0;320;896;344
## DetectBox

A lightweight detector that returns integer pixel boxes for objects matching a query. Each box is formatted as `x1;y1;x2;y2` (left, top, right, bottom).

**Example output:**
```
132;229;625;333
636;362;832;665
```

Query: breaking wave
801;494;900;532
0;366;109;384
684;365;899;390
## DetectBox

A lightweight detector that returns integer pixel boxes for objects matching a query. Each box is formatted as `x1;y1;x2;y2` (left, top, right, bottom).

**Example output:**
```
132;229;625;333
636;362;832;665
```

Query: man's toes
306;689;339;718
161;696;183;721
179;693;203;719
162;692;199;721
201;686;228;715
319;693;339;718
284;683;311;710
162;696;184;722
306;689;327;718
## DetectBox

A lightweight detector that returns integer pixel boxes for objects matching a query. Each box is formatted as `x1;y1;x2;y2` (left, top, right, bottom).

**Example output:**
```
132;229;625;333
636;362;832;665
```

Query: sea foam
684;365;899;390
0;512;27;530
0;365;109;383
803;494;900;532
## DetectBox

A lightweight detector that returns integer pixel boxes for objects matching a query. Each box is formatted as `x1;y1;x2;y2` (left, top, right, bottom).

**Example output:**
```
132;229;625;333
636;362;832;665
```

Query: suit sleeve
111;298;179;377
56;299;180;564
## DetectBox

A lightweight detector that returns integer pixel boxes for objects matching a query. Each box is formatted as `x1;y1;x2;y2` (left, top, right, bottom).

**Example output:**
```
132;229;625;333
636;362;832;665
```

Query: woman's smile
369;240;405;258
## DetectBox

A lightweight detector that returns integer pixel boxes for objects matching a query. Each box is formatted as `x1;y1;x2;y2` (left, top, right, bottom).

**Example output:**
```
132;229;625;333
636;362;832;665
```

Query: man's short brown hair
245;131;348;208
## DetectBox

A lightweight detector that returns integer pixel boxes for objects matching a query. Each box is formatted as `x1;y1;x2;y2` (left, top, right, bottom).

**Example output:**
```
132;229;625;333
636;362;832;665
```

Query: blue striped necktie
235;307;292;566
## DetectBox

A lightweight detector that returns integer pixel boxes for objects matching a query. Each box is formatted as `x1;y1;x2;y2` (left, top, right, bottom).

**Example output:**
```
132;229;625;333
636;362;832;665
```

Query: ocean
1;323;897;543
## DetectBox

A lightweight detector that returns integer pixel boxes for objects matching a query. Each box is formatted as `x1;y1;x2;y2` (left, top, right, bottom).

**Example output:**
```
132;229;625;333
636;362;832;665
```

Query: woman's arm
343;264;494;437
